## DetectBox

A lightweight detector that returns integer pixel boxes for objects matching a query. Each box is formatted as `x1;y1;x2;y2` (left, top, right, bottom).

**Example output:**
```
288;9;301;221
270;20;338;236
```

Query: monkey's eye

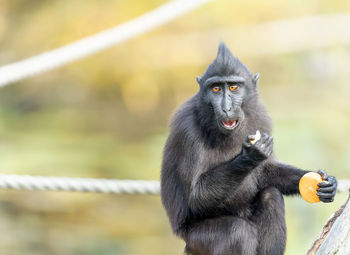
212;86;221;93
229;85;239;91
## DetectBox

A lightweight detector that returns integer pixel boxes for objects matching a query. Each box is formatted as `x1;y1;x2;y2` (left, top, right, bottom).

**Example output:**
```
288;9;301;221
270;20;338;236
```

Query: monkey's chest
221;168;262;217
196;146;262;216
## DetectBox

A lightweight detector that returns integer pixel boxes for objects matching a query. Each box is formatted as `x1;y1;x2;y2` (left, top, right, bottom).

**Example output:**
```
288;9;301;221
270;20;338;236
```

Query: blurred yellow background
0;0;349;254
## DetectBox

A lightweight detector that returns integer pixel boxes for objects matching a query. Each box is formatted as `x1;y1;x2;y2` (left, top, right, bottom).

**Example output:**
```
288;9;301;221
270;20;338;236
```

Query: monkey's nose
223;107;232;113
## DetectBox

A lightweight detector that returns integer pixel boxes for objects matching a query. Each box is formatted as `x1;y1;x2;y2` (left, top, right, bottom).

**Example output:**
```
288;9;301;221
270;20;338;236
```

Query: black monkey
160;42;337;255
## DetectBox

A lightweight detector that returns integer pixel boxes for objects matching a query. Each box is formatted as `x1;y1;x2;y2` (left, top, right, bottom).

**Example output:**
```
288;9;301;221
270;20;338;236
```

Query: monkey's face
203;79;247;134
196;42;260;135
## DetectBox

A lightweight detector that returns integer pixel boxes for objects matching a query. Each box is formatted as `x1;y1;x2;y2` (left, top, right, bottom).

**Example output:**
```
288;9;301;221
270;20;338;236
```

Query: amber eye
229;85;239;91
212;86;221;93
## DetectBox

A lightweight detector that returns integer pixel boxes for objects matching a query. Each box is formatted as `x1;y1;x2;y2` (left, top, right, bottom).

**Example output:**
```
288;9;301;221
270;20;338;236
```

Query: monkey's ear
253;73;260;86
196;76;202;85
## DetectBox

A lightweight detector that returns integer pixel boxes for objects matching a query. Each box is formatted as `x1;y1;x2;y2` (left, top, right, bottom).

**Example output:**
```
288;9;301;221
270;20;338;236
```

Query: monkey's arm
264;161;337;202
188;134;273;215
263;161;308;195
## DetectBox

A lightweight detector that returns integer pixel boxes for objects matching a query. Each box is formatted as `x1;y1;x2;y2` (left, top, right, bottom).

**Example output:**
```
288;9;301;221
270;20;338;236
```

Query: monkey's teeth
222;120;237;128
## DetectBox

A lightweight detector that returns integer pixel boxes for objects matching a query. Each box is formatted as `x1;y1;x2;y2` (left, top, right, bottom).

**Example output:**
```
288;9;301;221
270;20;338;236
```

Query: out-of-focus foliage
0;0;349;254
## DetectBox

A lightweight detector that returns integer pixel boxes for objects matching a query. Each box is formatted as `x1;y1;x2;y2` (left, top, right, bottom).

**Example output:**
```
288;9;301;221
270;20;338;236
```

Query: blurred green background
0;0;349;254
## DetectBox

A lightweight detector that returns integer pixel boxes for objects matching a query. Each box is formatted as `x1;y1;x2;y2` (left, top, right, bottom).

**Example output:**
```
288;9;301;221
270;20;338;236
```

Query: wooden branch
307;192;350;255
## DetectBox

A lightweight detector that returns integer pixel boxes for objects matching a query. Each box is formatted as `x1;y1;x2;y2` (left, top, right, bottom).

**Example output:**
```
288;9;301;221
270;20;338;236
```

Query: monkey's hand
317;170;337;203
242;133;273;163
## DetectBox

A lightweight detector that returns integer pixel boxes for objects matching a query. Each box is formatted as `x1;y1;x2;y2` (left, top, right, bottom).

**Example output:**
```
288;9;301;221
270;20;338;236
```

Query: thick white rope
0;174;348;195
0;0;212;87
0;174;160;195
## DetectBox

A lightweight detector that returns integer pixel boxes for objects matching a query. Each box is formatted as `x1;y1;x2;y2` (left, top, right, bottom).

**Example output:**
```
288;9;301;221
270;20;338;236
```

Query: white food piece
249;130;261;145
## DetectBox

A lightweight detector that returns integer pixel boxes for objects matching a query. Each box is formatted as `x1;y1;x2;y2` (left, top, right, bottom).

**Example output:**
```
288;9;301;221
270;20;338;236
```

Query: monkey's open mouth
221;119;239;130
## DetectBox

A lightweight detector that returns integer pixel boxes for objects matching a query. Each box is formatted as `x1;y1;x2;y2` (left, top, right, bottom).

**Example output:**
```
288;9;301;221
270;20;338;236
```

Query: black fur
161;42;337;255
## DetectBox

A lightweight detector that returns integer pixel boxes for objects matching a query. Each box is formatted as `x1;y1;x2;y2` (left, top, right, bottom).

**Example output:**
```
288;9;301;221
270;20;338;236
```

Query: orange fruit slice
299;172;323;203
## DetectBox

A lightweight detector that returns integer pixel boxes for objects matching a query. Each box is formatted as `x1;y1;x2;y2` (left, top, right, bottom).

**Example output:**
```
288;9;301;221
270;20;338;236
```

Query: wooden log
307;192;350;255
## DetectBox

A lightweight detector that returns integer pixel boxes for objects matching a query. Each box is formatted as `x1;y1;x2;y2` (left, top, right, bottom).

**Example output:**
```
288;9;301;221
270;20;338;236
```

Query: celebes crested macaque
161;43;337;255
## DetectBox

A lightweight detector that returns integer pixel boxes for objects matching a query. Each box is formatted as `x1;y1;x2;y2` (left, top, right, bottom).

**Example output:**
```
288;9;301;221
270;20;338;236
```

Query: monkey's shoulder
168;95;201;141
170;95;198;126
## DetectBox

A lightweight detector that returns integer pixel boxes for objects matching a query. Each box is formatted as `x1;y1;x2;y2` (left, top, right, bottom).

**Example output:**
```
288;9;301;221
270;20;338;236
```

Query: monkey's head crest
196;42;258;87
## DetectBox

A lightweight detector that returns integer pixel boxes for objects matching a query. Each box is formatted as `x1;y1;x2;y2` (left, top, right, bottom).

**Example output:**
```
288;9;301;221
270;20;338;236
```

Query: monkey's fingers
265;136;274;148
244;137;253;145
317;175;336;203
317;170;329;181
247;135;255;141
317;186;335;193
253;133;269;147
244;134;258;147
253;135;273;159
266;145;274;157
328;176;337;185
255;134;272;150
319;197;334;203
248;130;261;144
242;140;252;149
318;176;337;188
317;191;336;199
244;135;260;149
264;147;273;158
261;137;274;154
317;182;332;188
